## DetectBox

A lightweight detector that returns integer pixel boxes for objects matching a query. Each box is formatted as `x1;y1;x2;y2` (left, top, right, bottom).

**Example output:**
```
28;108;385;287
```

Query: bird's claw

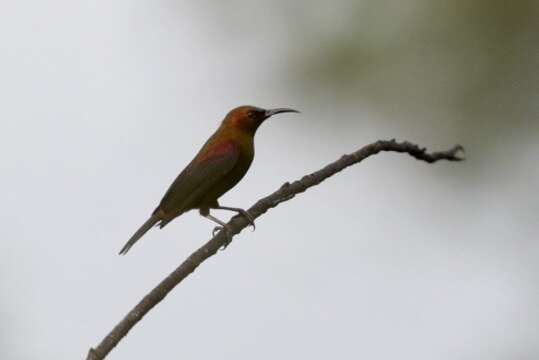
237;210;256;231
213;225;233;249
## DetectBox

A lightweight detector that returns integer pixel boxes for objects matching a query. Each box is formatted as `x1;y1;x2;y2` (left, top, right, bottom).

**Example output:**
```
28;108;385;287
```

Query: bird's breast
194;140;237;164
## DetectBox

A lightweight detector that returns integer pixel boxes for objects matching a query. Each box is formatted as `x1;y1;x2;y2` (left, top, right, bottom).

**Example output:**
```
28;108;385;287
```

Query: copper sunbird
119;105;299;255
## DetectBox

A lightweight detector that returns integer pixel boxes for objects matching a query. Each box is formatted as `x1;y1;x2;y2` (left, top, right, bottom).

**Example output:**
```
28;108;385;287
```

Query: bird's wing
156;140;240;216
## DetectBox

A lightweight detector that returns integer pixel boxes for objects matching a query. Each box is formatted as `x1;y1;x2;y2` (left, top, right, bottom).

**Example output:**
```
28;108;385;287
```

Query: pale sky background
1;1;538;359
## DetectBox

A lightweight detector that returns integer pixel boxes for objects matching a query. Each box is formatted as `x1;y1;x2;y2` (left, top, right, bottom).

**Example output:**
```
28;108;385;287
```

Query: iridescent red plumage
119;105;298;254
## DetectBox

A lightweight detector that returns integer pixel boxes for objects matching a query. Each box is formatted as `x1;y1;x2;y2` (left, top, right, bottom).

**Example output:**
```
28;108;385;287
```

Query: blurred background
1;1;538;359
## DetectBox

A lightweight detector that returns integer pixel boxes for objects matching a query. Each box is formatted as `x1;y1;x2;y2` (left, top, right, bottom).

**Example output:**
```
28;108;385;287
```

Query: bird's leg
200;209;233;249
206;214;230;238
212;205;256;231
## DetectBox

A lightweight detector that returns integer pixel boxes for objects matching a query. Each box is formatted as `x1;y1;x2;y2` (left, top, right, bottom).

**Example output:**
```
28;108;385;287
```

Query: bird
119;105;299;255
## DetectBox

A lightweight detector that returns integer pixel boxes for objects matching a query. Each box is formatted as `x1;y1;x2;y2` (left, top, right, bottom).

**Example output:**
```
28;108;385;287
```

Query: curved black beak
264;108;300;119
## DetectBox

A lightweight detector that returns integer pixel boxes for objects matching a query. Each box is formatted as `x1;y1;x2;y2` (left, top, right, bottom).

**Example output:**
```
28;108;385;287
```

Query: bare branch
86;139;464;360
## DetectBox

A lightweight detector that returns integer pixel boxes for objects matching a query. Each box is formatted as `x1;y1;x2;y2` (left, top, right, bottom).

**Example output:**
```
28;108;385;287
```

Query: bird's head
223;105;299;134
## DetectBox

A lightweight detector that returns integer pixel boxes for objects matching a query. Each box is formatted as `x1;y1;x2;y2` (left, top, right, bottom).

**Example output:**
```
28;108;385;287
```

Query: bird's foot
214;206;256;231
235;209;256;231
212;225;233;249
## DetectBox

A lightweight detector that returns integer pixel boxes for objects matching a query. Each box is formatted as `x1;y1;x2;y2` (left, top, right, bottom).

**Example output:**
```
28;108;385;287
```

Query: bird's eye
247;111;255;119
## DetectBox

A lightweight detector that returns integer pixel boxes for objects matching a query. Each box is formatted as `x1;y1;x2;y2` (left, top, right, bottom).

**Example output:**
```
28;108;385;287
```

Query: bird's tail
119;214;161;255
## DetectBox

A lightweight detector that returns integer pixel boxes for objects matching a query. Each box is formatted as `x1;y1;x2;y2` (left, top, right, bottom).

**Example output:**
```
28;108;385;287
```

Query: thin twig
86;139;464;359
